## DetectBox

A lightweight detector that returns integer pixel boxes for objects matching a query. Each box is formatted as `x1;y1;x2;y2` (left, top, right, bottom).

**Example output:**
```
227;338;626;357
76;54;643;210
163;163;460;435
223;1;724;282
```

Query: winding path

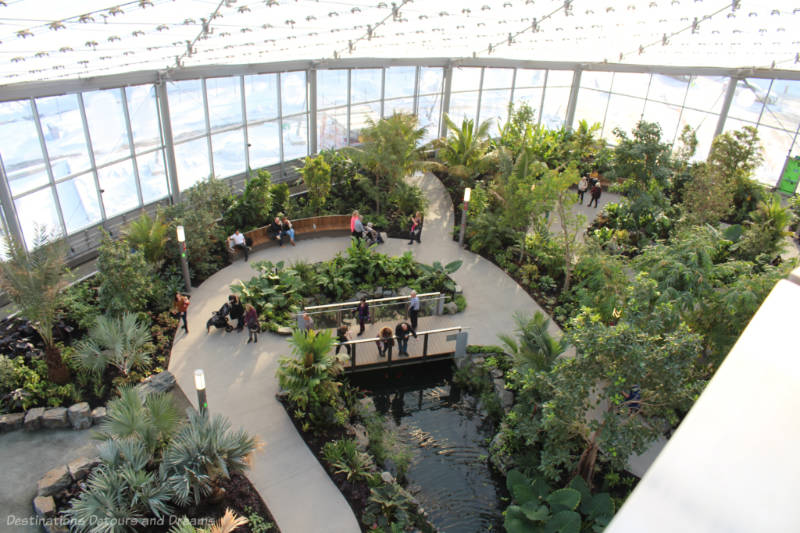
167;171;558;533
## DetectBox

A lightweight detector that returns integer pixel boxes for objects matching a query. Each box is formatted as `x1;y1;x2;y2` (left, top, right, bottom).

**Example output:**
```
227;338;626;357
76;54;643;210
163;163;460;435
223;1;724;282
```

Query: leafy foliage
124;213;169;265
436;114;492;184
96;232;161;316
322;438;373;482
498;311;566;374
74;313;153;379
224;170;273;232
299;154;332;215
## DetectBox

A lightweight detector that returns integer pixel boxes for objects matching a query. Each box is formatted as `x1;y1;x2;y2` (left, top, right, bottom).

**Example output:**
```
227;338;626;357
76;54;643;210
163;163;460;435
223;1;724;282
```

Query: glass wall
1;61;799;250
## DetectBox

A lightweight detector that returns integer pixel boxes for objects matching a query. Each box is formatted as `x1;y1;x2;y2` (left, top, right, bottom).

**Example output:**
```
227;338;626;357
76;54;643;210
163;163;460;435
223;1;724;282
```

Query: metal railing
334;325;467;371
302;292;443;330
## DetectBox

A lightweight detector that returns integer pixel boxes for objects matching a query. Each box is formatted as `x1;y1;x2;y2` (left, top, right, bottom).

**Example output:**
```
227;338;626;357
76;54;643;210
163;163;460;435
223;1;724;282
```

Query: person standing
335;324;351;356
229;294;244;332
353;214;364;241
577;175;589;205
281;215;296;246
244;304;259;344
298;312;314;335
228;229;249;261
172;292;190;333
408;290;420;337
376;326;394;358
356;298;369;336
270;216;284;246
350;210;360;238
408;212;423;244
589;181;602;208
395;321;412;356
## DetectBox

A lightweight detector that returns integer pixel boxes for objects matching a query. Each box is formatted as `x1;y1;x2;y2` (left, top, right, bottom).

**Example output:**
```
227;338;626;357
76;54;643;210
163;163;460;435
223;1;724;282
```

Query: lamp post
194;369;207;415
458;187;471;246
176;225;191;293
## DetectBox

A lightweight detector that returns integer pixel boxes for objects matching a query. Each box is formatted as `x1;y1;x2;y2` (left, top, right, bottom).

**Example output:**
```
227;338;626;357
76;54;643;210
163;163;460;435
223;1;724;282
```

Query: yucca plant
170;509;249;533
0;229;71;383
125;212;169;265
94;387;181;456
161;410;259;507
499;311;567;374
74;312;153;379
322;438;373;482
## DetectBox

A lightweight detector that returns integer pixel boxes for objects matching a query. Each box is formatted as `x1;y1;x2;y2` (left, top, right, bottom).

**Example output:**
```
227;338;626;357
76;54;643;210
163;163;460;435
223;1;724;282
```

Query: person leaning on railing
376;326;394;358
395;321;412;357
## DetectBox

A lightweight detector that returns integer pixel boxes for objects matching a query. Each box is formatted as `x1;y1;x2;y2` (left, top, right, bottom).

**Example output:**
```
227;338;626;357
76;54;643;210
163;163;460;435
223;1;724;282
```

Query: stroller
364;223;384;246
206;302;234;333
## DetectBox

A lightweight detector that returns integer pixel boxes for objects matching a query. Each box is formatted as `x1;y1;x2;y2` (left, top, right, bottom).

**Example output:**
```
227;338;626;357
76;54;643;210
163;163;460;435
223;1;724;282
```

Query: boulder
276;326;293;336
37;465;71;497
382;289;395;298
500;390;514;412
472;356;485;366
380;471;395;484
490;368;504;379
373;286;383;298
41;408;69;429
397;287;413;297
443;302;459;315
33;495;56;518
91;406;106;425
67;402;92;430
0;412;25;432
68;456;99;482
352;424;369;451
354;290;370;301
24;407;46;431
135;371;175;397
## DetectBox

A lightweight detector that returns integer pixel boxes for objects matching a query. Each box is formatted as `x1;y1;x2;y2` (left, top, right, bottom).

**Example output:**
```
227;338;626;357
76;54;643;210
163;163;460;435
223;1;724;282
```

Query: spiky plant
498;311;567;373
0;229;71;383
161;410;259;507
124;212;169;265
74;312;153;379
170;509;249;533
94;387;181;456
322;438;373;482
438;113;492;183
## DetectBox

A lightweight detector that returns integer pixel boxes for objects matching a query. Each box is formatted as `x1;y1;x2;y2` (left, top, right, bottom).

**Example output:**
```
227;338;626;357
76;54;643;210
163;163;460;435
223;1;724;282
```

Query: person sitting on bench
228;229;249;261
269;216;285;246
364;222;384;245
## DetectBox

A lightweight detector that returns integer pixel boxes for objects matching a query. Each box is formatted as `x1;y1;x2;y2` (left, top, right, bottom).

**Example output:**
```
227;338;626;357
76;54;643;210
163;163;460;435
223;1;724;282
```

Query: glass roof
0;0;798;86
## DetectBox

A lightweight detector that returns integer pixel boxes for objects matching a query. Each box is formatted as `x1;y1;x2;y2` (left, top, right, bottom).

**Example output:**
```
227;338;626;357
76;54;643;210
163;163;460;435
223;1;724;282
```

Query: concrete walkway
167;171;557;533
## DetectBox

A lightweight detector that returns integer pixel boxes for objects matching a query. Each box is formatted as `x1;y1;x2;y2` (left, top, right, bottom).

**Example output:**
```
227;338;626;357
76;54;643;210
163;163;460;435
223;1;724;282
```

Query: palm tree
348;113;427;215
499;311;567;373
0;229;71;383
438;114;492;183
124;212;169;265
74;312;153;379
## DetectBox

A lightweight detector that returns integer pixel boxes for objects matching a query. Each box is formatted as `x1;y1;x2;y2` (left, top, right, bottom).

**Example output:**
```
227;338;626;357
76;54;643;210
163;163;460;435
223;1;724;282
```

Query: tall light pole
176;225;191;293
458;187;471;246
194;369;208;415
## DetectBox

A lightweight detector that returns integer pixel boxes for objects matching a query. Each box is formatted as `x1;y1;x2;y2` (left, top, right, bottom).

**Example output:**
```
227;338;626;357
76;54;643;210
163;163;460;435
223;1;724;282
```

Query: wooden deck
331;316;463;372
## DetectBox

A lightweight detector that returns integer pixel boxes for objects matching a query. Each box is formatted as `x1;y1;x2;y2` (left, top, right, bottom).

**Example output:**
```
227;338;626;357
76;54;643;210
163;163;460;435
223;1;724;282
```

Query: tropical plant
504;470;615;533
96;232;159;316
224;170;273;232
437;114;492;183
125;212;169;265
734;194;792;262
276;329;347;430
170;509;249;533
322;438;373;482
706;125;764;223
499;311;567;374
162;410;259;506
74;313;153;379
362;483;424;532
543;165;585;292
0;229;71;383
299;154;332;215
417;259;462;295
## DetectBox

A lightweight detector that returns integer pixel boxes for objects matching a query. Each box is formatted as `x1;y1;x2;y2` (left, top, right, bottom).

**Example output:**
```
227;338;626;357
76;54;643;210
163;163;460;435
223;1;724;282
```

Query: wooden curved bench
230;214;352;257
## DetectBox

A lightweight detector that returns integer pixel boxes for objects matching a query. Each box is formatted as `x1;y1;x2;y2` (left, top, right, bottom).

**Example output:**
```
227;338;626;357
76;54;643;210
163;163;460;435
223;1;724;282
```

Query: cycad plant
499;311;567;374
125;212;169;265
161;410;259;506
0;229;71;383
437;114;492;184
276;329;346;429
74;312;153;379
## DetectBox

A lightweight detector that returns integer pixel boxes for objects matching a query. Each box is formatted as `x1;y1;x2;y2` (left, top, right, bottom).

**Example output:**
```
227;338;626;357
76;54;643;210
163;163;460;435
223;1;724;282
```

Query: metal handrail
338;325;468;345
304;291;440;312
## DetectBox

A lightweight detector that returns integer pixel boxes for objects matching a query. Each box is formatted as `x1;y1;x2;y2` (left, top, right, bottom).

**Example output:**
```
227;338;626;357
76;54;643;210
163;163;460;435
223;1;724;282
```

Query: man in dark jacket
229;295;244;332
269;216;284;245
395;321;412;356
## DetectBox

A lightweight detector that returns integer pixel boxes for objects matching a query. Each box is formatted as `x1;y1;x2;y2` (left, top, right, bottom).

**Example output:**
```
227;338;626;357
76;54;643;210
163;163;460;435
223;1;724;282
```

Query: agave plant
161;410;259;507
0;229;71;383
74;312;153;378
124;212;169;265
498;311;567;374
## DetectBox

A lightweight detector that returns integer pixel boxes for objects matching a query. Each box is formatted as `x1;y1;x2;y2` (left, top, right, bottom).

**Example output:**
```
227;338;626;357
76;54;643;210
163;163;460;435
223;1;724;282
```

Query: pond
350;361;505;532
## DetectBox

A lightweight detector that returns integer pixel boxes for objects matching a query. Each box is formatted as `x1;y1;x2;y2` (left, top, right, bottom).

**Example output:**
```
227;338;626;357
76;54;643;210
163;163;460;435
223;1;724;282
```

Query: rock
454;284;463;295
135;371;175;397
275;390;289;400
493;378;505;394
33;495;56;518
374;286;383;298
383;458;398;478
68;402;92;430
354;290;370;301
380;471;395;484
443;302;458;315
41;408;69;429
0;412;25;432
91;406;106;425
276;326;293;335
382;289;394;298
68;456;99;481
501;390;514;412
24;407;46;431
37;465;72;497
397;286;413;297
352;424;369;451
490;368;504;379
472;356;485;366
359;397;375;415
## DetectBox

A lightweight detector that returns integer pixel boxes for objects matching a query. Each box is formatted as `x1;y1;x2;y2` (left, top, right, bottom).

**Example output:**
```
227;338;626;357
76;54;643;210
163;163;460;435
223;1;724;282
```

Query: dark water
350;362;505;533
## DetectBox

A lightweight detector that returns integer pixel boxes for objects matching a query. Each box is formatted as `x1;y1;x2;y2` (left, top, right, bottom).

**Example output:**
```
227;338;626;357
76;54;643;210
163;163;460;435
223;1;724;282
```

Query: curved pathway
167;172;558;533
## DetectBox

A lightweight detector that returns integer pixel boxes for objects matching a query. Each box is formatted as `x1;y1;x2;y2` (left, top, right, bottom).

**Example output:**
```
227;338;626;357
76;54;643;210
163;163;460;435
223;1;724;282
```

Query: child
336;324;351;355
245;304;259;344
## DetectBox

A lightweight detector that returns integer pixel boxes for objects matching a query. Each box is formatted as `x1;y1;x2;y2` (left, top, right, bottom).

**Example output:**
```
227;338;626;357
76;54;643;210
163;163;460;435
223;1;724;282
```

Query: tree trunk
563;242;572;293
576;429;600;489
44;343;71;384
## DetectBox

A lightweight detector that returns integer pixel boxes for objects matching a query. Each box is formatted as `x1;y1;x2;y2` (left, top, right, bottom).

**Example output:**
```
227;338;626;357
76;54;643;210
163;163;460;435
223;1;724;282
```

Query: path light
458;187;471;246
176;225;192;292
194;369;208;415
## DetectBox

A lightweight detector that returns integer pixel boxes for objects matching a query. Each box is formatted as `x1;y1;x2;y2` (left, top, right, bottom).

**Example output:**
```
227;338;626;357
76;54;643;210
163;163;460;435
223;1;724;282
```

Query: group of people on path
227;214;296;262
335;291;420;359
577;171;603;208
349;210;384;245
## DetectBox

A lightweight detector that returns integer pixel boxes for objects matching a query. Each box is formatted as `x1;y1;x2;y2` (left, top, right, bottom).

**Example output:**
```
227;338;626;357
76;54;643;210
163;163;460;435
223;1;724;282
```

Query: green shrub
0;356;79;412
74;313;153;381
96;232;159;316
57;279;101;333
322;438;373;482
224;170;273;232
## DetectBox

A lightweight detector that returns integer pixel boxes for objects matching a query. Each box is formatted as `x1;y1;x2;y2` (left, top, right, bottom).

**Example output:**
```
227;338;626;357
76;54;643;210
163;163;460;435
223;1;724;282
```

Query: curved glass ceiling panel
84;89;131;166
728;79;771;123
419;68;443;96
168;80;206;142
36;94;90;179
452;68;482;93
318;70;348;109
385;67;416;100
281;72;307;116
648;74;690;106
351;69;382;104
483;68;513;91
126;85;162;152
206;76;243;132
15;188;61;247
174;138;210;191
57;172;101;234
211;129;246;179
575;89;610;131
245;74;279;122
282;114;308;161
247;121;281;169
318;107;347;150
97;160;139;218
760;80;800;131
684;76;730;114
0;100;49;196
137;149;169;204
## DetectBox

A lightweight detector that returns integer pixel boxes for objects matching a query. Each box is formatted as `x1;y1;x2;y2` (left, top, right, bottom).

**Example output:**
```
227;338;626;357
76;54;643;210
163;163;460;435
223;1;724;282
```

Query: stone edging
32;456;100;533
0;371;176;435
